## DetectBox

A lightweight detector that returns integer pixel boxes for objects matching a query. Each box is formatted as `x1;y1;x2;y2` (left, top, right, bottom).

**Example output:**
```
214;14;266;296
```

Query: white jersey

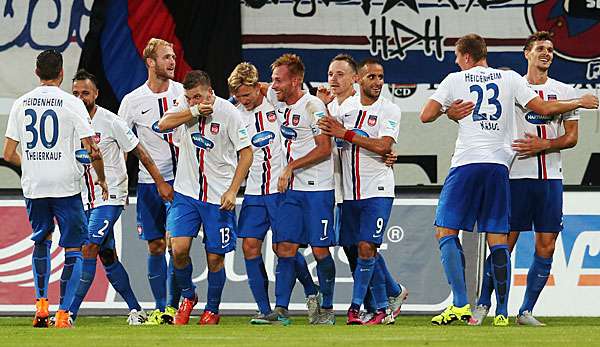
337;97;401;200
5;86;94;199
328;94;360;203
430;66;538;168
170;96;251;204
268;87;334;191
81;106;139;210
118;80;184;183
239;96;284;196
510;78;579;180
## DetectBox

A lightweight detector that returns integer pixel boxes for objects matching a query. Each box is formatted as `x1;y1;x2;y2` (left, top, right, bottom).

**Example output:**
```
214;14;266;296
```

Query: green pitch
2;316;600;346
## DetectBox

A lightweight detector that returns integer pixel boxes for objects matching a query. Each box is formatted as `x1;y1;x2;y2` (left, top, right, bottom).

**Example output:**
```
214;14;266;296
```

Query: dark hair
72;69;98;88
330;54;358;74
456;34;487;62
523;31;553;51
36;50;63;80
358;58;382;71
183;70;211;90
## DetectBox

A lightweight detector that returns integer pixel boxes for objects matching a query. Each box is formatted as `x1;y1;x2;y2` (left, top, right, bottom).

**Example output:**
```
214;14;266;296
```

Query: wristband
189;104;201;117
343;130;356;143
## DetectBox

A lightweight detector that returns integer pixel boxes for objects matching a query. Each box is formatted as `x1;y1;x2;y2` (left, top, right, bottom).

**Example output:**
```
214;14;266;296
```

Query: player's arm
319;115;393;156
131;143;174;202
158;96;215;131
81;136;109;200
419;99;445;123
278;134;331;192
2;138;21;167
221;146;253;210
525;94;598;117
512;120;578;158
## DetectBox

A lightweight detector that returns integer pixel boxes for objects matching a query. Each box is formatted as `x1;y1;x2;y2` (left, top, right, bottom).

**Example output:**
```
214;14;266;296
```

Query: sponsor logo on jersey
368;115;378;126
525;111;552;124
335;138;346;148
93;132;101;144
75;149;92;164
280;125;298;140
211;122;220;135
252;131;275;148
292;114;301;126
191;132;215;150
266;111;277;122
151;120;173;134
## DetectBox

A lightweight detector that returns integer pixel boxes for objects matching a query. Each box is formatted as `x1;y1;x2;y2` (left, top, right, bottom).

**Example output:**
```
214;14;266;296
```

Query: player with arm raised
420;34;598;327
2;50;108;328
118;38;183;324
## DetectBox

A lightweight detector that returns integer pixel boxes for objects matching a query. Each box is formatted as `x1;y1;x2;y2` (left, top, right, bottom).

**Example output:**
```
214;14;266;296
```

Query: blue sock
274;256;296;309
174;263;196;300
351;257;376;308
59;251;83;311
519;253;552;315
295;252;318;297
364;289;377;313
438;235;468;307
206;268;226;314
147;254;167;311
167;251;181;309
32;240;51;299
477;255;494;307
70;258;97;319
376;255;401;297
371;255;388;311
105;261;142;312
490;244;511;317
316;255;336;309
245;256;272;315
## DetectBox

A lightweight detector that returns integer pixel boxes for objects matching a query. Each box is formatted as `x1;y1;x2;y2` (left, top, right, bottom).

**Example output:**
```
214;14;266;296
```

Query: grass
2;316;600;346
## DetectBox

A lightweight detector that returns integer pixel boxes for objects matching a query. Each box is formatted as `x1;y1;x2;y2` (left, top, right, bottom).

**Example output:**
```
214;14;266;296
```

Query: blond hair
228;62;259;93
143;38;173;66
270;53;304;82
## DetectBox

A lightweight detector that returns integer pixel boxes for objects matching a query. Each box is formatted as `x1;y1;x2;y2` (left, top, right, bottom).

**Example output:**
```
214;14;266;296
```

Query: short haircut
358;58;382;71
228;62;259;93
270;53;305;82
72;69;98;88
330;54;358;74
143;38;173;65
183;70;211;90
36;50;62;80
523;31;553;51
455;34;487;62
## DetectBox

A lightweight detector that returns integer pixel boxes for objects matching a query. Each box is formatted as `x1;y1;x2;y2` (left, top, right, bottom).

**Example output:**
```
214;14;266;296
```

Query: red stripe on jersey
258;111;272;194
199;118;208;202
354;111;368;199
537;90;544;99
357;110;367;129
540;125;548;179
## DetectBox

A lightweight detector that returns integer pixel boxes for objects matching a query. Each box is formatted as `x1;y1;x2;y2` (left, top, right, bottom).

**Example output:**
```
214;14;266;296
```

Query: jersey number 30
25;108;59;149
469;83;502;121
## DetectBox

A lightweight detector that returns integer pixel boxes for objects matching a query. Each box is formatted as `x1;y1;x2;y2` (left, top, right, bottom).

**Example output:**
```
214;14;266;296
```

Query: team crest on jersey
368;115;378;126
93;132;101;144
292;114;301;126
266;111;277;122
173;99;179;106
191;132;215;150
548;94;557;100
210;122;220;135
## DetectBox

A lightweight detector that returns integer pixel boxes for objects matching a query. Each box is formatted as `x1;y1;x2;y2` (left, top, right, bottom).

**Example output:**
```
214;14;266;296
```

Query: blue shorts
26;194;87;248
136;180;174;241
334;203;342;245
274;190;335;247
85;205;124;250
341;197;393;247
238;193;283;240
510;179;563;233
435;163;510;234
166;192;237;254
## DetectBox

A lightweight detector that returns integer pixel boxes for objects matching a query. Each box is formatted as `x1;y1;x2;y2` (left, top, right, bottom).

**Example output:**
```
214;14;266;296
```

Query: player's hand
446;99;475;121
157;181;174;202
512;132;550;158
316;86;334;105
96;179;109;201
278;166;293;193
220;189;236;210
383;151;398;167
318;116;346;138
579;94;599;109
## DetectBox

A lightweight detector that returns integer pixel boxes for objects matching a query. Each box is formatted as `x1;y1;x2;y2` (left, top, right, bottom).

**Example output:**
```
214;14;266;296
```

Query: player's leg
307;190;336;325
166;232;181;313
199;202;237;325
26;198;54;328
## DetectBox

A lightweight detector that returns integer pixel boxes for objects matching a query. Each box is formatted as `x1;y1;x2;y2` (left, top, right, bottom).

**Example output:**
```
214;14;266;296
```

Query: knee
171;248;189;267
82;243;100;259
536;241;555;258
312;247;331;261
148;238;166;255
276;242;296;257
242;238;262;259
357;242;376;259
99;248;117;266
207;254;224;272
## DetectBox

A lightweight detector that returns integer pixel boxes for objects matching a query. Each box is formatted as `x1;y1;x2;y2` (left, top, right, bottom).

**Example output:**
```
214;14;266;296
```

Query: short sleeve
511;71;538;108
5;100;21;141
71;99;94;139
429;74;454;108
112;116;140;153
118;95;135;129
378;103;402;142
305;98;327;136
225;103;251;151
